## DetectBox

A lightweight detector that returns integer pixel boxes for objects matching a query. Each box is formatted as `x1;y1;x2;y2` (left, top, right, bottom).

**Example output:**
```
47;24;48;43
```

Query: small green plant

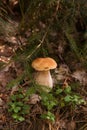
8;89;30;121
41;92;57;111
41;111;55;122
55;85;86;107
39;91;57;122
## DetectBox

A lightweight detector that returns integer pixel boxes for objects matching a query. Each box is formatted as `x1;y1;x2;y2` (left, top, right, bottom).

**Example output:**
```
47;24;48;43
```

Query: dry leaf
55;64;70;81
29;94;41;104
72;70;87;85
0;98;4;106
11;85;18;95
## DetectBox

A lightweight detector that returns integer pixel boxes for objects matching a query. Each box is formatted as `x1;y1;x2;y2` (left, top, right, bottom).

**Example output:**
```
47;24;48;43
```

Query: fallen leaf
29;94;41;104
72;70;87;85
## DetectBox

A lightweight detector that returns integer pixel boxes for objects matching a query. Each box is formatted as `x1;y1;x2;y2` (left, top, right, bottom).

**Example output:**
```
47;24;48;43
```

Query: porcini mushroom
32;57;57;92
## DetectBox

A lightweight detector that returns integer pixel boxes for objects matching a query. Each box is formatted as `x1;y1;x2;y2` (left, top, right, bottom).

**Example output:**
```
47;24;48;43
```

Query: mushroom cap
32;57;57;71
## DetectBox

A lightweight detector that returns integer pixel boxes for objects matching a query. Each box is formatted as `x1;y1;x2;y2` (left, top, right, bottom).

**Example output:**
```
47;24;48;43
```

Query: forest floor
0;35;87;130
0;1;87;130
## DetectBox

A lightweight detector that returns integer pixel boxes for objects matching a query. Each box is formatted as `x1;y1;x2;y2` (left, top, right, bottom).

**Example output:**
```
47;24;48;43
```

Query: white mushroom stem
34;70;53;91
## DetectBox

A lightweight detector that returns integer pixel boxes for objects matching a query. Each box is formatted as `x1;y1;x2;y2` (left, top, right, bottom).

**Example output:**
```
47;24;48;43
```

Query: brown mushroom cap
32;57;57;71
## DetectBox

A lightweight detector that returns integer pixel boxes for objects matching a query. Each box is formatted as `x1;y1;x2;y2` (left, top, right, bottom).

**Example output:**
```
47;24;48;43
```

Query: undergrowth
8;83;86;122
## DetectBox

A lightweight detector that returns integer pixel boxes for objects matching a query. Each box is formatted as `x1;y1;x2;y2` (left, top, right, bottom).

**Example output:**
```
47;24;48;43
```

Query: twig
27;43;41;59
78;123;87;130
